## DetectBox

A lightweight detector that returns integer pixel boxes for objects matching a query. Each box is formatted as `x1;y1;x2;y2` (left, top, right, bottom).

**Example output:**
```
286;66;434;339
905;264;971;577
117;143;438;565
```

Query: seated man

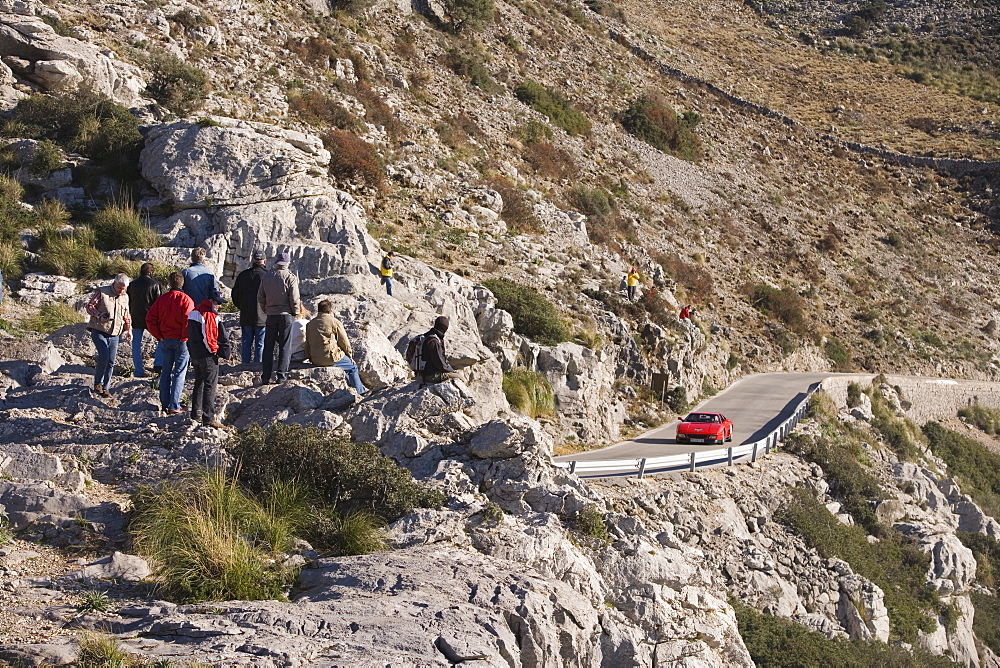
305;300;365;394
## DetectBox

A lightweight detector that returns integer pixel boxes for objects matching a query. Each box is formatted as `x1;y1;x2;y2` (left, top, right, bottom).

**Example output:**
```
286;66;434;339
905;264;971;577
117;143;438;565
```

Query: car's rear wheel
725;429;732;442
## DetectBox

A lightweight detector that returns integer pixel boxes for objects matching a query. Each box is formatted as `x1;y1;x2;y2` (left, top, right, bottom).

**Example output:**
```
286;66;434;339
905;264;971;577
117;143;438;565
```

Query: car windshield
685;413;719;423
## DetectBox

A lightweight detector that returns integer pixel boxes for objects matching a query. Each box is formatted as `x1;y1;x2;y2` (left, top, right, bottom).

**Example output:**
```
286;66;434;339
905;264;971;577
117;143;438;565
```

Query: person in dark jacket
257;251;300;384
187;289;232;428
380;251;395;296
182;248;218;306
231;250;267;364
420;315;459;384
146;272;195;415
127;263;163;378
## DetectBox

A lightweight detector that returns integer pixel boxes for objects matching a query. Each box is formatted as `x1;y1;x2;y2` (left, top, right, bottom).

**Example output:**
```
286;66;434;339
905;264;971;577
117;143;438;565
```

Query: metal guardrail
561;381;822;478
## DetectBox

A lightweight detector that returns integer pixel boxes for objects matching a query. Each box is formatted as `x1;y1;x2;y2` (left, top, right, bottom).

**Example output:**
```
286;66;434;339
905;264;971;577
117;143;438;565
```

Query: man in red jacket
146;271;195;415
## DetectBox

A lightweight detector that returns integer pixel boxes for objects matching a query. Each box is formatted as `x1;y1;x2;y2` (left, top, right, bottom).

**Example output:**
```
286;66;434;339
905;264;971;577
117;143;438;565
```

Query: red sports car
675;412;733;444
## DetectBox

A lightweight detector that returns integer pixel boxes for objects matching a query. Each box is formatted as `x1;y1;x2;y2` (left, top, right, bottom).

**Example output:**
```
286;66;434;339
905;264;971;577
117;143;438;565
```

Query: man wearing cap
257;251;300;384
187;289;232;428
232;250;267;364
419;315;460;384
380;251;395;296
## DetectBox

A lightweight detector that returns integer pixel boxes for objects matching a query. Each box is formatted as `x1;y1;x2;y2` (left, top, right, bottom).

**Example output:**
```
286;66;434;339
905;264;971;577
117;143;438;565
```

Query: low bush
653;250;714;297
25;302;80;334
230;423;443;523
484;177;543;233
514;81;591;136
870;390;922;460
957;402;1000;436
130;468;304;603
568;186;615;217
441;0;495;32
145;49;210;116
664;385;687;413
482;278;569;345
443;48;499;93
779;486;938;643
824;336;852;371
30;140;64;175
744;283;806;335
76;632;136;668
502;368;555;418
570;504;610;543
619;95;703;161
846;382;863;408
322;130;385;190
523;141;577;180
354;83;403;139
972;592;1000;656
923;421;1000;520
36;226;104;279
734;599;955;667
288;90;360;131
90;203;160;251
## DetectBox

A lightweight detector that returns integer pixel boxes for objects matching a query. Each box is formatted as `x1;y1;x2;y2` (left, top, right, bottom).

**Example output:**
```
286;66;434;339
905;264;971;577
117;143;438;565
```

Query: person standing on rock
86;273;132;398
306;299;365;394
380;251;395;297
626;267;640;301
257;251;300;385
231;250;267;365
127;263;163;378
146;272;195;415
187;288;232;428
420;315;459;384
182;248;218;307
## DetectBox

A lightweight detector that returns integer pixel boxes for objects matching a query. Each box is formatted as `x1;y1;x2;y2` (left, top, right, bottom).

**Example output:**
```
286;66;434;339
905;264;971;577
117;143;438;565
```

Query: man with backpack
232;250;267;364
305;300;365;394
187;288;232;428
380;251;395;296
407;315;459;384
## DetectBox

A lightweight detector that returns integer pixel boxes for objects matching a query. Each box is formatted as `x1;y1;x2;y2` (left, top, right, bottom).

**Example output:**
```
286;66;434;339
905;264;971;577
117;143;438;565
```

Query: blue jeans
90;330;120;389
262;314;293;383
131;329;163;377
333;355;365;394
382;275;393;296
241;325;265;364
159;338;190;411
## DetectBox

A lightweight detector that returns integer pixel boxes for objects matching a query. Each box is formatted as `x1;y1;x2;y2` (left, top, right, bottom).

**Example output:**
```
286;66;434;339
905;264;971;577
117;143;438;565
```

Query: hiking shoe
203;420;225;429
152;366;162;375
93;384;111;398
164;408;183;415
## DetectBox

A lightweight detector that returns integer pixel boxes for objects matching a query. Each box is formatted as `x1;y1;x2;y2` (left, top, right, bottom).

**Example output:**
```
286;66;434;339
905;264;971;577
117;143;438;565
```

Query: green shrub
482;278;569;346
90;203;160;251
923;422;1000;519
441;0;495;32
3;89;142;181
734;599;956;667
502;368;555;418
145;50;210;116
665;385;687;413
958;402;1000;436
310;509;388;556
130;468;304;603
523;141;577;180
824;336;852;372
444;48;499;93
514;81;591;136
568;186;614;217
230;424;443;523
322;130;385;190
972;592;1000;656
779;487;938;642
570;504;610;543
745;283;806;335
846;382;863;408
25;302;81;334
619;95;703;160
30;140;64;175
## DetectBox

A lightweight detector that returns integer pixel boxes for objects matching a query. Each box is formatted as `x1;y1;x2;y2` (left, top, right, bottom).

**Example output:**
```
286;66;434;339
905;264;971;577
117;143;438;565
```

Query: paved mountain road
555;373;829;464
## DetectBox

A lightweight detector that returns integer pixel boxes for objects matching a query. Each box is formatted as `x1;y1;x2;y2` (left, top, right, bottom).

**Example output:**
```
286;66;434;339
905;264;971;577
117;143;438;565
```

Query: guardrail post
569;461;577;474
727;447;733;466
751;443;758;462
765;436;771;455
689;452;696;472
637;458;647;479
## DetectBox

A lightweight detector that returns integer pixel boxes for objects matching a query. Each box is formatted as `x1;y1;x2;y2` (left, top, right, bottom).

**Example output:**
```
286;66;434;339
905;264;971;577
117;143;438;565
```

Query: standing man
626;267;640;301
85;273;131;398
182;248;217;306
257;251;300;385
146;272;195;415
380;251;395;297
127;262;163;378
306;299;365;394
231;250;267;364
187;289;232;428
419;315;459;384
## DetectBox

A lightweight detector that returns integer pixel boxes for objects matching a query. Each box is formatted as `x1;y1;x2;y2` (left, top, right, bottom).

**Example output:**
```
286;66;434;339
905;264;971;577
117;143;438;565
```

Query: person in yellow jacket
380;251;395;296
626;266;640;301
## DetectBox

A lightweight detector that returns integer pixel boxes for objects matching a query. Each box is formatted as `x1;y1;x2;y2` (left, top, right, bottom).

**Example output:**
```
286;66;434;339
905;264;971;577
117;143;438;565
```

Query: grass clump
0;515;11;545
824;336;852;371
958;402;1000;436
870;388;922;460
310;509;388;556
482;278;569;346
78;589;111;613
734;598;956;667
130;468;304;603
502;368;555;419
90;203;160;251
779;486;939;643
322;130;384;191
231;424;443;523
36;225;104;279
144;50;210;116
570;504;610;543
76;632;135;668
514;81;591;136
744;283;806;335
619;95;703;161
923;421;1000;519
25;302;80;334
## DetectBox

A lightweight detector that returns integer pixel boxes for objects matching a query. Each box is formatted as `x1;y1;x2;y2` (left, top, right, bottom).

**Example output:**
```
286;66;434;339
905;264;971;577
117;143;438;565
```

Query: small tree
442;0;494;32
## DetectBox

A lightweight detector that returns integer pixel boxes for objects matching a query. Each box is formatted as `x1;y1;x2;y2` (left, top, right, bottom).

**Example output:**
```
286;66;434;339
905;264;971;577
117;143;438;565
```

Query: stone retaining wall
822;374;1000;424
